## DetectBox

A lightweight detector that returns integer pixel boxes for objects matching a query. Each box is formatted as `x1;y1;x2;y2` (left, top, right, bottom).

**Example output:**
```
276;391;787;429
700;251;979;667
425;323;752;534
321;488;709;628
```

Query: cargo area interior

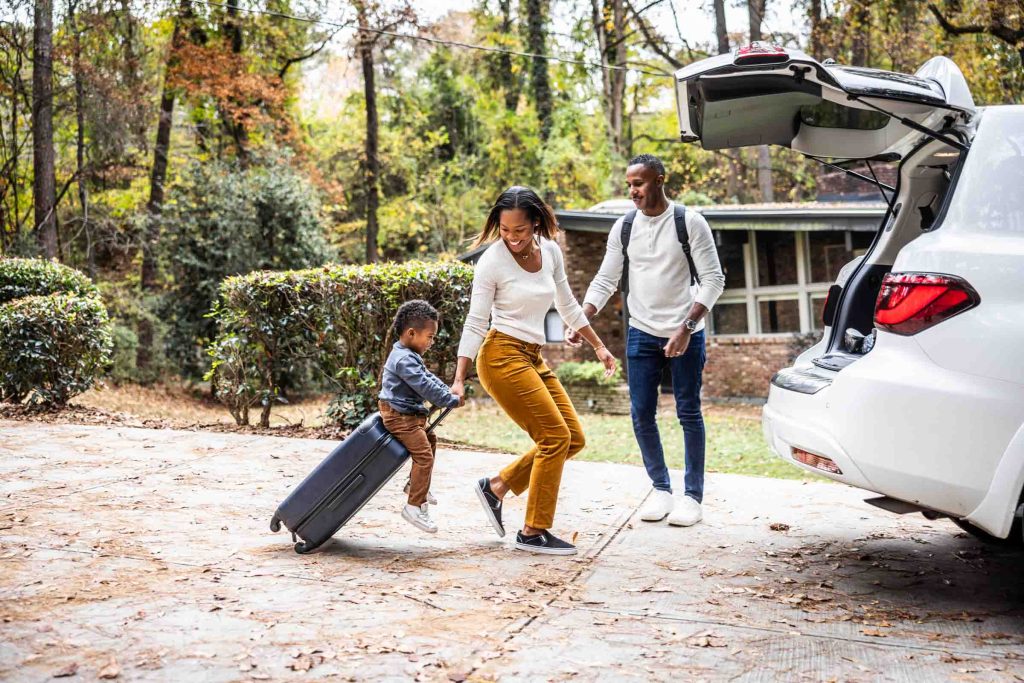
814;136;965;372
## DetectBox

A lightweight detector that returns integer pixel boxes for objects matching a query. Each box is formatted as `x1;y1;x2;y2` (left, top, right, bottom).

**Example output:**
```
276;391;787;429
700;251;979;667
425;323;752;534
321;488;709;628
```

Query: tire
951;517;1024;547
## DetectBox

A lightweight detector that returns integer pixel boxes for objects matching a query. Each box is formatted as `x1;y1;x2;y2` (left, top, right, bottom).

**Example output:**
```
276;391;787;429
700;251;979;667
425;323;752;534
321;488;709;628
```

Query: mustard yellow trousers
477;329;586;529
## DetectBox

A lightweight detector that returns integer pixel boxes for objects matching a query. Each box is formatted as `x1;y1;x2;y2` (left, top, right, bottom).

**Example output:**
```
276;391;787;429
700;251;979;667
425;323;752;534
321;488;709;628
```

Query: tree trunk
525;0;552;142
714;0;729;55
591;0;627;156
498;0;519;111
221;0;249;164
749;0;773;202
849;0;870;66
69;0;94;277
139;0;191;373
32;0;57;259
808;0;822;58
356;1;380;263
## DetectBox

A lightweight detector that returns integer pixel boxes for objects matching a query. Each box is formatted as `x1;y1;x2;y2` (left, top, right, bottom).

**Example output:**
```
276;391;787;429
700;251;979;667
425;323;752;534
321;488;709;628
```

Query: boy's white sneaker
404;478;437;505
668;496;703;527
639;489;674;522
402;503;438;533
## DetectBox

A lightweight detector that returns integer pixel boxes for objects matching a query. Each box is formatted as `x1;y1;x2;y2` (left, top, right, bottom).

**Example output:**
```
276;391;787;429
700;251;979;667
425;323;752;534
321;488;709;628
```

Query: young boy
379;300;463;533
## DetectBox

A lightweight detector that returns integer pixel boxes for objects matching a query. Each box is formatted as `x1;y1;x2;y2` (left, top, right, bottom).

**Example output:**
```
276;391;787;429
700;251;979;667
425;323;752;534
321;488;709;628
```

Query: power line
188;0;674;79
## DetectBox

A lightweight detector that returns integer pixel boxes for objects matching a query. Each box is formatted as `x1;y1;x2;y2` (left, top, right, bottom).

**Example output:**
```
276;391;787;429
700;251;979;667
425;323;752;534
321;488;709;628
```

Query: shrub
207;260;473;428
161;156;333;378
555;361;622;388
98;283;172;385
0;257;98;304
0;293;113;405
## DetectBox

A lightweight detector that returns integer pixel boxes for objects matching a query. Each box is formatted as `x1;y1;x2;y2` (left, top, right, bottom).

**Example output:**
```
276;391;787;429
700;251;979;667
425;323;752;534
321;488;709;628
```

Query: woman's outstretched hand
450;379;466;407
595;346;618;378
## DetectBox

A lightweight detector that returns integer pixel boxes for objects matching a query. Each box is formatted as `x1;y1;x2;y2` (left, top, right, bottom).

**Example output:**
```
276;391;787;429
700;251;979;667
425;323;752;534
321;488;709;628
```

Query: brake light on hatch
734;42;789;66
874;273;979;336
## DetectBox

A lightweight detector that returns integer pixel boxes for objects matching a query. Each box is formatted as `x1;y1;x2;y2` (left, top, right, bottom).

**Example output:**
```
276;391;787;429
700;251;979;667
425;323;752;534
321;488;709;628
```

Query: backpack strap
674;204;701;287
619;209;637;298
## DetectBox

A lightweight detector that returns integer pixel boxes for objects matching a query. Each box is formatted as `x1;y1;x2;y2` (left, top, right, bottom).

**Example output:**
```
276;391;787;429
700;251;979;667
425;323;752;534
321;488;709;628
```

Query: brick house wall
544;228;809;401
704;335;809;398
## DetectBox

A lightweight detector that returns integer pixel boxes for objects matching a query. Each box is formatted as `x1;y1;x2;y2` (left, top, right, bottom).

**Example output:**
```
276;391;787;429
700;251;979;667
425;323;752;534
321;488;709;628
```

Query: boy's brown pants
379;402;437;507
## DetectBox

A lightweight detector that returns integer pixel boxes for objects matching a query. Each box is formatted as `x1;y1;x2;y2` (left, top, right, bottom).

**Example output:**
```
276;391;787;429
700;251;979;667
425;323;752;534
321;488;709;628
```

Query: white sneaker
668;496;703;527
639;489;674;522
404;478;437;505
401;503;438;533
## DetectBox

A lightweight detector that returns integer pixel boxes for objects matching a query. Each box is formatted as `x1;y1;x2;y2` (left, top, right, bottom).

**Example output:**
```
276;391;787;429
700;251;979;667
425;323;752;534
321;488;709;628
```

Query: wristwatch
682;318;698;332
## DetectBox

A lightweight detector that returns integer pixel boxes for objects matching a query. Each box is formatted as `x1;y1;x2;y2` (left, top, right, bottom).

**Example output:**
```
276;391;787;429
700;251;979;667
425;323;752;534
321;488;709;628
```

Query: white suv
674;45;1024;544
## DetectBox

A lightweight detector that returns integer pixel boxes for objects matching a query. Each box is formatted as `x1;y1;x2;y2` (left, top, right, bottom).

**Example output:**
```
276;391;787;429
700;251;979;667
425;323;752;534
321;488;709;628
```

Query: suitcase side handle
426;406;453;433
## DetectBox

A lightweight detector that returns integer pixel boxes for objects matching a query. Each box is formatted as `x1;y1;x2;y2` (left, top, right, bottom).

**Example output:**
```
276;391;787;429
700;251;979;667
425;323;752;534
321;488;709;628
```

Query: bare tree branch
278;28;342;78
624;0;683;69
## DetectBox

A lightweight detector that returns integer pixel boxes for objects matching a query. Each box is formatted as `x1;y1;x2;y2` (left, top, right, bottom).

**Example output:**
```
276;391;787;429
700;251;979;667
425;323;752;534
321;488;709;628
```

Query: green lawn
440;400;825;481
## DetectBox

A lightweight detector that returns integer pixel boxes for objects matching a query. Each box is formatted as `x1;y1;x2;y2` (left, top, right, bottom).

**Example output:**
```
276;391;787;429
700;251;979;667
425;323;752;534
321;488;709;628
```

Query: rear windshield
942;108;1024;234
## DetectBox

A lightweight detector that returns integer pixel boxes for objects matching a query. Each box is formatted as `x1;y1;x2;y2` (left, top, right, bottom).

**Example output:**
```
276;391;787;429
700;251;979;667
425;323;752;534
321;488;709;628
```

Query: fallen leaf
769;523;791;532
97;657;120;679
861;629;888;638
52;663;78;678
688;633;727;648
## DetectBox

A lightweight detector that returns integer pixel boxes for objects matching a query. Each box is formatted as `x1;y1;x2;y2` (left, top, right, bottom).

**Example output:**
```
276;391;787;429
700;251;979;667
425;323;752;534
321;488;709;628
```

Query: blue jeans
626;326;706;502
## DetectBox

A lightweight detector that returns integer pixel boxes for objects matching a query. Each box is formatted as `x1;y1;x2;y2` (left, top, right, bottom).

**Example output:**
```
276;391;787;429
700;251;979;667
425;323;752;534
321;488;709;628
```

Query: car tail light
792;448;842;475
734;42;789;66
822;283;841;328
874;272;979;336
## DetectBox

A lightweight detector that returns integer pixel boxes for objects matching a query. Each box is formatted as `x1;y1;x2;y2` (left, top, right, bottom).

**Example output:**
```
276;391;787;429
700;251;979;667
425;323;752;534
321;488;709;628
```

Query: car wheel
951;517;1024;547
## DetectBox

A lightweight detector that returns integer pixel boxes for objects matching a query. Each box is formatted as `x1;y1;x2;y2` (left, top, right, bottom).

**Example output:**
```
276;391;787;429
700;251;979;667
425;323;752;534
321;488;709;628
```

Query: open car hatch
674;44;975;160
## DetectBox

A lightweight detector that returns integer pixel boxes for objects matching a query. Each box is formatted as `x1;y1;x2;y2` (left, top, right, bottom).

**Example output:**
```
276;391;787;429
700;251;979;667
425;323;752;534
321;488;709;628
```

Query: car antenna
846;94;970;153
802;154;896;210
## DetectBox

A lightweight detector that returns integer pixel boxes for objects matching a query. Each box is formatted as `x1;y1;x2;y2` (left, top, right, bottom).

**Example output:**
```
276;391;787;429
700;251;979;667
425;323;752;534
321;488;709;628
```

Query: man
568;154;725;526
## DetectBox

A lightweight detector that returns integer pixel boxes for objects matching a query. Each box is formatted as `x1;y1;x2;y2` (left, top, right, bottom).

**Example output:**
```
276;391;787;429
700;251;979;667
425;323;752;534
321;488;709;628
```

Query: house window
758;297;801;333
851;231;874;256
716;230;748;290
544;309;564;342
807;232;850;283
810;293;828;331
711;301;748;335
756;231;798;287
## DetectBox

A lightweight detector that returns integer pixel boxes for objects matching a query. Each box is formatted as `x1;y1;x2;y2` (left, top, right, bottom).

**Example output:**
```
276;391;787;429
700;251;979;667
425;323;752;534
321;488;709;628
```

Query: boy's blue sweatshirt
379;342;460;415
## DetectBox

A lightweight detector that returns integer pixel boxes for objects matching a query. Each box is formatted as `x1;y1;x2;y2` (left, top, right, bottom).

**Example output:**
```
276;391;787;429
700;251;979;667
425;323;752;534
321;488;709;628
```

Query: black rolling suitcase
270;407;451;554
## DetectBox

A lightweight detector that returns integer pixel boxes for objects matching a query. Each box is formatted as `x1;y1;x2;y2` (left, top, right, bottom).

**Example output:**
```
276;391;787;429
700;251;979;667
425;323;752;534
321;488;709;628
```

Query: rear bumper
762;383;874;490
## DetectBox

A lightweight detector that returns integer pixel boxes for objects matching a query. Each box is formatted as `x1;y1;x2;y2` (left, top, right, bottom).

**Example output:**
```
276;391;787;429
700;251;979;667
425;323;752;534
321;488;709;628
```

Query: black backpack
619;204;701;300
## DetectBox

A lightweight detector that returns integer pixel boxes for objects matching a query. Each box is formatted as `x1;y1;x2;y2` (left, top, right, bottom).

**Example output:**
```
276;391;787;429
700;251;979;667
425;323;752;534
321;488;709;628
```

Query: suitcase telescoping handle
426;406;453;433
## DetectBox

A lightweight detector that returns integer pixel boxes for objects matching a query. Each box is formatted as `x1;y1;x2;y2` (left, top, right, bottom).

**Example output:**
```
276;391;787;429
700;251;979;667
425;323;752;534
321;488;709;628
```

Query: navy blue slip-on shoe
475;477;505;537
514;530;577;555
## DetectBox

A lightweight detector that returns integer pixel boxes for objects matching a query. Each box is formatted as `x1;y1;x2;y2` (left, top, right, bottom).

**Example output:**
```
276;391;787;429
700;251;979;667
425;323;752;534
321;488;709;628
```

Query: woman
451;186;617;556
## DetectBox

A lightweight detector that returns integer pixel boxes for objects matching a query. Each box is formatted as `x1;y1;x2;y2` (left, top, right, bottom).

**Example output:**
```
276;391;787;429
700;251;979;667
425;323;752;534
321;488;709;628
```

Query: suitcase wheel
270;516;281;533
294;540;313;554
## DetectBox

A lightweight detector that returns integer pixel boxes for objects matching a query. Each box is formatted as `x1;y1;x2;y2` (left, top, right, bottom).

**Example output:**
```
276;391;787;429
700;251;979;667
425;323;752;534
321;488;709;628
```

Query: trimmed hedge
0;293;113;405
554;361;622;387
207;261;473;428
0;257;98;304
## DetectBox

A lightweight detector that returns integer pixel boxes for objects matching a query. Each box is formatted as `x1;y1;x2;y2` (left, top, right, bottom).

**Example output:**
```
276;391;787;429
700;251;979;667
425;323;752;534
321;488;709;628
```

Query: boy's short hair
392;300;440;338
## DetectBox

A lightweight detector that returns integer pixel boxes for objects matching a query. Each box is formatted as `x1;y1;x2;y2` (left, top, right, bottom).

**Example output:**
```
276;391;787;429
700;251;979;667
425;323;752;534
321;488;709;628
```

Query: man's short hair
628;153;666;178
393;300;439;338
